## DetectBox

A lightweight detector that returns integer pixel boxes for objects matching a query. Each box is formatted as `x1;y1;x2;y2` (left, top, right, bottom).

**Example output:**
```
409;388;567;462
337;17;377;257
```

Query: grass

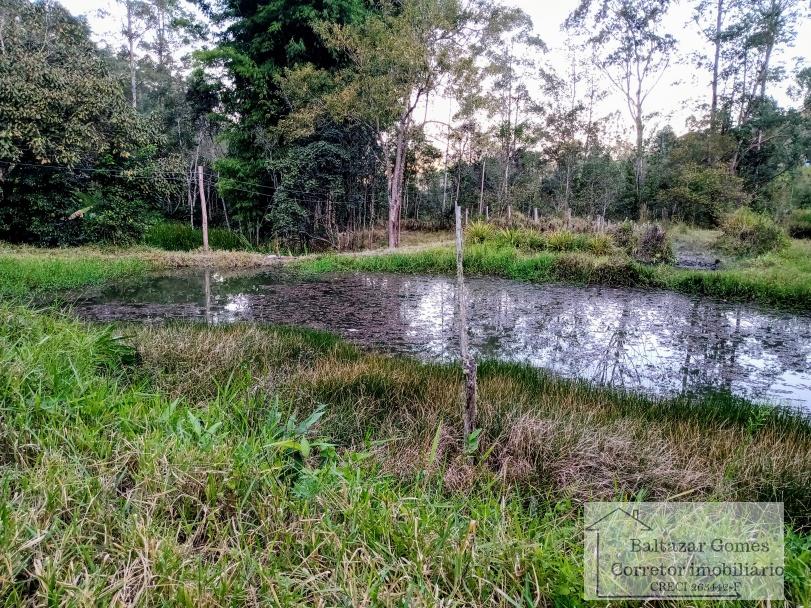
0;243;278;299
143;222;253;251
296;239;811;309
0;304;809;605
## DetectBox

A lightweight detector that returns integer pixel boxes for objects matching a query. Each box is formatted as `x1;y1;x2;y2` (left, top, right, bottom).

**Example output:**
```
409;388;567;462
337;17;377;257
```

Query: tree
196;0;373;245
285;0;532;247
0;0;174;244
566;0;676;220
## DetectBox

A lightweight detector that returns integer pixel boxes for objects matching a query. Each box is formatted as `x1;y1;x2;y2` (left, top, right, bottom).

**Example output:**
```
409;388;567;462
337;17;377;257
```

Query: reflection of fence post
204;268;211;324
455;204;477;443
198;165;209;252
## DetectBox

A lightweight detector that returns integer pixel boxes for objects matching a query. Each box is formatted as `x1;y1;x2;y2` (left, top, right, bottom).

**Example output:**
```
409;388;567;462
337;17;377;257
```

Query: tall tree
566;0;676;219
286;0;531;247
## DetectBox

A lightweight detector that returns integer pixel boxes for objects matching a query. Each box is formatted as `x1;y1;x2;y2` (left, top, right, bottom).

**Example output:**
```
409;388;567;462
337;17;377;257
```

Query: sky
62;0;810;143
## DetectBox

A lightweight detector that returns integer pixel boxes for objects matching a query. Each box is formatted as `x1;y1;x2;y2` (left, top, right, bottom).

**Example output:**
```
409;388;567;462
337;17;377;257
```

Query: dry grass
131;323;811;518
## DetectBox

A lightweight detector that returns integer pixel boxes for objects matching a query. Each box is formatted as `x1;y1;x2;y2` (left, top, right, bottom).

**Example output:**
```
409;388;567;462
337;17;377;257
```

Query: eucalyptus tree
566;0;676;220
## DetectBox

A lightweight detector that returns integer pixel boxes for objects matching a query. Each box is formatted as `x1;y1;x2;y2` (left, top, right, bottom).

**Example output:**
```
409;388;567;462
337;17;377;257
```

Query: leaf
428;419;443;467
186;410;202;438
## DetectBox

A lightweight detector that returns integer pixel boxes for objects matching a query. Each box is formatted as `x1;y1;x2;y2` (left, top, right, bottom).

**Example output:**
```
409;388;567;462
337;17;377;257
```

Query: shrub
720;208;788;256
633;223;674;264
546;230;577;252
517;230;546;251
610;221;636;253
144;222;250;251
465;221;497;244
585;233;615;256
787;209;811;239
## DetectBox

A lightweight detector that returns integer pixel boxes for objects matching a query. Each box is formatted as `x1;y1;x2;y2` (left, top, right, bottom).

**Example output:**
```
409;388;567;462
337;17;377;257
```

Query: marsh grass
1;306;809;605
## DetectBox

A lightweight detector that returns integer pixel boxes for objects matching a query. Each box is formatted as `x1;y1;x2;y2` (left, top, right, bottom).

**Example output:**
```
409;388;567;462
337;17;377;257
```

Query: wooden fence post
455;204;477;443
198;165;209;252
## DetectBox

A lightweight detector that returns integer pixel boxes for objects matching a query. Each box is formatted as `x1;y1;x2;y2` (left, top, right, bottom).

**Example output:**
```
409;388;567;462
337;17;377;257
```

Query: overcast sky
62;0;810;142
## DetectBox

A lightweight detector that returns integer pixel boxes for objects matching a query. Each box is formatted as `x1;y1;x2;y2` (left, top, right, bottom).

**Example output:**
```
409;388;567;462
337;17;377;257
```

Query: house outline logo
585;507;652;532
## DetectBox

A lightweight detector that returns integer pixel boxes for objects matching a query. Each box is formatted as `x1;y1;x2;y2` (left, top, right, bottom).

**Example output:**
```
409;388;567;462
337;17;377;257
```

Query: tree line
0;0;809;248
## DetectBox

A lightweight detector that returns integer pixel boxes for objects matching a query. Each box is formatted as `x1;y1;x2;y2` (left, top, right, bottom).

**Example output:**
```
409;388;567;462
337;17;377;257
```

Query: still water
76;269;811;412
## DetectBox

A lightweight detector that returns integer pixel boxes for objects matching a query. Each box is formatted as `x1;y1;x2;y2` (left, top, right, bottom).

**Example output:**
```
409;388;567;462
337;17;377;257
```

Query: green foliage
720;208;789;256
0;304;808;604
143;222;251;251
585;233;614;255
465;220;497;244
0;0;180;246
655;164;750;227
546;229;577;252
787;209;811;239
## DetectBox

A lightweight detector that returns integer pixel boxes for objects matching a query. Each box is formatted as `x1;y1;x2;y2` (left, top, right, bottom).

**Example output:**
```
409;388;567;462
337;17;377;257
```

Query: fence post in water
197;165;209;252
455;204;478;444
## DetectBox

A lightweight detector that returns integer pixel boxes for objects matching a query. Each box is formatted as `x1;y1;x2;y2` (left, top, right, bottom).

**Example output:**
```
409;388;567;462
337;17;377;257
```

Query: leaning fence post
455;204;477;444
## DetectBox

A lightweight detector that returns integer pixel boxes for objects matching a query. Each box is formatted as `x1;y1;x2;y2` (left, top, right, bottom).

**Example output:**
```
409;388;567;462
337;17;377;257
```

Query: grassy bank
0;244;278;299
0;305;809;605
296;239;811;309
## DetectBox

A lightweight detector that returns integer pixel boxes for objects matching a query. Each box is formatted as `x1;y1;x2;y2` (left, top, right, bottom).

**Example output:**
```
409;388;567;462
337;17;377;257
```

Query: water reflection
76;269;811;411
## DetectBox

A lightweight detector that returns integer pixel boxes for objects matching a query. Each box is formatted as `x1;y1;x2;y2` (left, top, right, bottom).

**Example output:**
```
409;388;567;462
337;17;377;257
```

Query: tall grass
719;208;789;255
143;221;252;251
0;305;809;605
0;247;148;298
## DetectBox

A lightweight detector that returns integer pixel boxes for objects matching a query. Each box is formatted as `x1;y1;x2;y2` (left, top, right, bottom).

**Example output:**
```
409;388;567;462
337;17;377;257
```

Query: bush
144;222;250;251
720;208;788;256
610;221;636;253
585;233;615;256
633;223;674;264
787;209;811;239
546;230;577;252
465;221;497;244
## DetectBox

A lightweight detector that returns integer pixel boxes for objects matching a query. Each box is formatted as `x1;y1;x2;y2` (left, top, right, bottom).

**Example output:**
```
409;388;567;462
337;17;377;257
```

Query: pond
75;269;811;412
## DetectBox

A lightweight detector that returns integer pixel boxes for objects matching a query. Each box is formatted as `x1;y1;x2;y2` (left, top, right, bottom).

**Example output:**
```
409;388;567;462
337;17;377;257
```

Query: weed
720;208;789;256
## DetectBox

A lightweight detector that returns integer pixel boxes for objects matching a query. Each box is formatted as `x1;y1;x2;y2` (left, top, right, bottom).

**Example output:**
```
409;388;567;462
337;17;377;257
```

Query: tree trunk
710;0;724;132
126;0;137;110
455;204;477;441
478;158;486;215
634;104;646;221
198;166;209;252
388;113;409;249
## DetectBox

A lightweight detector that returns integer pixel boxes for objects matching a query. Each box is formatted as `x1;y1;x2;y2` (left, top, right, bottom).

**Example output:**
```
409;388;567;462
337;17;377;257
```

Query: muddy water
75;269;811;412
